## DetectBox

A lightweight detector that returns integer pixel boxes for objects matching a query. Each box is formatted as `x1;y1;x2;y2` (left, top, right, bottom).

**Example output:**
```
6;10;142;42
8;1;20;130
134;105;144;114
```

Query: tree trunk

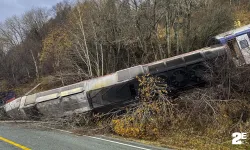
166;11;171;57
185;2;191;53
60;69;64;86
100;43;104;76
174;5;180;55
25;67;31;78
29;49;39;79
77;6;93;77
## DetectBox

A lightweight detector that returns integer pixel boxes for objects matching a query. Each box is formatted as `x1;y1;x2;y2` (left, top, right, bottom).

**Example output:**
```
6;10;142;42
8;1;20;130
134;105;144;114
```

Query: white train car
0;44;242;120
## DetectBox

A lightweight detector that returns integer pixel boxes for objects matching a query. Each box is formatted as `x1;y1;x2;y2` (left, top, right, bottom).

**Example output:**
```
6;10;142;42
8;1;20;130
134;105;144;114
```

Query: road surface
0;122;168;150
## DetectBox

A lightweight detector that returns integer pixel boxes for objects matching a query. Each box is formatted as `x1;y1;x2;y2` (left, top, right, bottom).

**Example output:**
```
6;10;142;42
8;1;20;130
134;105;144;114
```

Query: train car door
236;34;250;64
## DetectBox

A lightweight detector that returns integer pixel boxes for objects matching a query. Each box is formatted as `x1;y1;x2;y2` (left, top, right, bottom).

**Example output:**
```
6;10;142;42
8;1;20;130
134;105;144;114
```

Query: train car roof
144;45;227;67
215;24;250;44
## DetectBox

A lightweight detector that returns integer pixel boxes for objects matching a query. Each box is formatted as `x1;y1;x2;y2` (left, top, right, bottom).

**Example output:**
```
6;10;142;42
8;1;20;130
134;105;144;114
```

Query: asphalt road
0;123;168;150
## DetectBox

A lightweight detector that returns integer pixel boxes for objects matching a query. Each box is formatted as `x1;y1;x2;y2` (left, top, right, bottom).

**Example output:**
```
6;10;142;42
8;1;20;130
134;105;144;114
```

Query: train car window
239;40;249;49
88;81;137;109
102;83;131;102
88;88;104;108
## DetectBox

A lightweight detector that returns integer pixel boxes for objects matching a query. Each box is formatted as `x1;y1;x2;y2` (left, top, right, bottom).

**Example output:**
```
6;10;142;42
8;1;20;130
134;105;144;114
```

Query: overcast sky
0;0;62;22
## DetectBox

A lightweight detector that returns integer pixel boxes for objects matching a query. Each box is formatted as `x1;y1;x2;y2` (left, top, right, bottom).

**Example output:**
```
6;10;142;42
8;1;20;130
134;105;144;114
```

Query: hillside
0;0;246;94
1;0;250;149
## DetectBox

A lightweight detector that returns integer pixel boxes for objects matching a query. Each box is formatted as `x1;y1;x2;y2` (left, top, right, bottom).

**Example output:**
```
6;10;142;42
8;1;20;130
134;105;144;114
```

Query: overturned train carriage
0;45;230;120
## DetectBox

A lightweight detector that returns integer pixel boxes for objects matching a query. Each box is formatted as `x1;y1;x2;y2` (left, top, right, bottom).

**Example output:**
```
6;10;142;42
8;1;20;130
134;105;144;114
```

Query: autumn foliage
0;0;238;91
41;26;72;74
111;75;173;139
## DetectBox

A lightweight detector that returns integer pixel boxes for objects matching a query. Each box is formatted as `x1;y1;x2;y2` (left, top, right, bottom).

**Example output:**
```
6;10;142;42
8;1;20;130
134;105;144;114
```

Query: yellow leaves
112;115;161;139
234;20;241;28
111;101;169;139
157;24;166;39
137;75;168;102
40;26;72;68
110;75;171;139
234;7;250;27
112;116;155;138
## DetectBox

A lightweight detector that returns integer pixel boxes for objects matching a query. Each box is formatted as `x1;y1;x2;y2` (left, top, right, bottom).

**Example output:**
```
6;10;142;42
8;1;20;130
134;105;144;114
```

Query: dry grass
105;65;250;149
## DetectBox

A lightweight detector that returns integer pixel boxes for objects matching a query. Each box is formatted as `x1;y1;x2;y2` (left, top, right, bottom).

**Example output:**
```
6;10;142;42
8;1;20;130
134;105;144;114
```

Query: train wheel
189;64;207;83
169;69;188;87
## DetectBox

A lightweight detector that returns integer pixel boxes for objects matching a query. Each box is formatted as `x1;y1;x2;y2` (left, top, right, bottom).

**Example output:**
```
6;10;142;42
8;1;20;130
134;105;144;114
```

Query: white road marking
43;126;152;150
37;124;152;150
1;122;154;150
86;136;152;150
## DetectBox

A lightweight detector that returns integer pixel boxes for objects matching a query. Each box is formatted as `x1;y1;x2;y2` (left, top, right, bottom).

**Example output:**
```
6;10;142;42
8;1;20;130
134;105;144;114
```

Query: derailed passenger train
1;25;250;120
